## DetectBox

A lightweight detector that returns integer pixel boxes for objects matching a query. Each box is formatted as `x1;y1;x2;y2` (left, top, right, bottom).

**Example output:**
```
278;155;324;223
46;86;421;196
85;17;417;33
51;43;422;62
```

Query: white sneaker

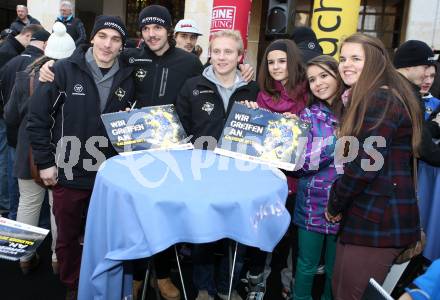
218;290;243;300
196;290;214;300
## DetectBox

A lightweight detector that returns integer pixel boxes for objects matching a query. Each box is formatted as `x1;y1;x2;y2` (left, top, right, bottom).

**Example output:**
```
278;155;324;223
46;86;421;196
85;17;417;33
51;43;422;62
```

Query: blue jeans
192;241;245;296
0;119;9;214
7;146;19;220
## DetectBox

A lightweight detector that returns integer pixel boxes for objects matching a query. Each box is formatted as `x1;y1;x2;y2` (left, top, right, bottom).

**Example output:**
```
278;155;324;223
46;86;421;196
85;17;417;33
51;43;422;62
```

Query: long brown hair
258;39;306;100
306;55;344;120
338;33;423;156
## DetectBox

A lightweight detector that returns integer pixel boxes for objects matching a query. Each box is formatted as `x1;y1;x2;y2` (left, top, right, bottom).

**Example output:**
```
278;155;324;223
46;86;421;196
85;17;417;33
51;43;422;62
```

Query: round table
78;149;290;300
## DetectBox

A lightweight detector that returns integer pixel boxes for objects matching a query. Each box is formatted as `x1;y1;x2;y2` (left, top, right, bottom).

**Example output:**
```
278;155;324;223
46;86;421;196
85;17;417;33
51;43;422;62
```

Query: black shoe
19;254;40;275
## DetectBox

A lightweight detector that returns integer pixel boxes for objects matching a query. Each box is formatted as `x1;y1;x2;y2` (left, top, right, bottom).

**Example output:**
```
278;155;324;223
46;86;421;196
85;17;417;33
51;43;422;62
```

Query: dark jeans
52;185;91;290
192;240;246;296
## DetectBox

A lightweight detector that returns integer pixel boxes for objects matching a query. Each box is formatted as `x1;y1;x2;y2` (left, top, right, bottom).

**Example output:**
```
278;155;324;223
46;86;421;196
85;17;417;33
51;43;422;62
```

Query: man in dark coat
9;5;41;34
56;0;87;46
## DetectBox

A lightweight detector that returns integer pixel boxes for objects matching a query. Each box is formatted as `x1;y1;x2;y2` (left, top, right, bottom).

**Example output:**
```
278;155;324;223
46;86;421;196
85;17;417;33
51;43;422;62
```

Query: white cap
44;22;76;60
174;19;202;35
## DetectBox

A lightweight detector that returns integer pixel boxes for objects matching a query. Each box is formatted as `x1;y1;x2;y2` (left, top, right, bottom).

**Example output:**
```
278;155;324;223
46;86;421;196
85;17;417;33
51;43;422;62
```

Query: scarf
257;80;307;115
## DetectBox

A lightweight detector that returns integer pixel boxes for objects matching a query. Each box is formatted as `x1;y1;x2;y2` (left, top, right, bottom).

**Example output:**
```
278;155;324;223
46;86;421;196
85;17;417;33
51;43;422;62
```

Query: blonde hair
209;30;244;55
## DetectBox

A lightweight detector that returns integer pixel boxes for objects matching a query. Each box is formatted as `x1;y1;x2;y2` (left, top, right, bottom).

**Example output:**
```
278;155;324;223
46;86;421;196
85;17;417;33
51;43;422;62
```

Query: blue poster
101;105;193;153
0;218;49;261
215;102;310;171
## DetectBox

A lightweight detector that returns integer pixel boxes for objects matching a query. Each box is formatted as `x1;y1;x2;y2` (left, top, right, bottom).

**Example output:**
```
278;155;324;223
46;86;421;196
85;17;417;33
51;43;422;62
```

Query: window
357;0;406;52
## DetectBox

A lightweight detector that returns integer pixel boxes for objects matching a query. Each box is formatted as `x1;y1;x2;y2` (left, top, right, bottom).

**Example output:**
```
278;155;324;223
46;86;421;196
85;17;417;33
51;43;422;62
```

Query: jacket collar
142;42;176;58
22;45;44;57
5;35;25;53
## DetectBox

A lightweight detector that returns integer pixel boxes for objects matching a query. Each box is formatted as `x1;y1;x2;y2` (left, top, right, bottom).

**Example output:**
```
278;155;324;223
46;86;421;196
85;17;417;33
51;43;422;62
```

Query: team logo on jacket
72;83;85;96
135;68;147;81
202;101;215;115
115;88;126;101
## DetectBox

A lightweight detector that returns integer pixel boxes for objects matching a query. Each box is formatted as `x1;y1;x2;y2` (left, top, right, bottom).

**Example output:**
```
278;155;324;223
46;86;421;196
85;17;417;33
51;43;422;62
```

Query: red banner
210;0;253;51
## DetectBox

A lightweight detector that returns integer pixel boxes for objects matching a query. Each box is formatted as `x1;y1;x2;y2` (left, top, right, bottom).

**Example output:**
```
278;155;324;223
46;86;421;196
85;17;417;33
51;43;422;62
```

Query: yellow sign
311;0;361;58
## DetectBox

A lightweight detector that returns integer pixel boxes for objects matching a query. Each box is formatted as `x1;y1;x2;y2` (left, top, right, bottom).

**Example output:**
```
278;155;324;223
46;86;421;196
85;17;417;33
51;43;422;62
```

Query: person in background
399;258;440;300
291;55;344;300
27;16;133;299
0;27;50;221
326;33;423;300
0;29;13;45
420;65;440;120
174;18;202;55
290;26;323;63
0;24;42;218
4;22;75;275
56;0;87;46
9;5;41;34
0;24;42;68
394;40;440;166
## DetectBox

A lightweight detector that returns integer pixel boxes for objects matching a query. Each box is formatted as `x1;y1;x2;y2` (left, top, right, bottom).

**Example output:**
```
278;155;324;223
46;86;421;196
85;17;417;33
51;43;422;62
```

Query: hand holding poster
215;102;310;171
101;105;193;153
0;217;49;261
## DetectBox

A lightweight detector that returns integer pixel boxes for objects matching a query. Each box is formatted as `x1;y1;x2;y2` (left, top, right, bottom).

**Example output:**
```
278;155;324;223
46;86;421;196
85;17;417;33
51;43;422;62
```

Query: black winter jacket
122;44;203;107
1;45;43;146
176;75;259;146
56;16;87;46
0;35;25;69
27;45;135;189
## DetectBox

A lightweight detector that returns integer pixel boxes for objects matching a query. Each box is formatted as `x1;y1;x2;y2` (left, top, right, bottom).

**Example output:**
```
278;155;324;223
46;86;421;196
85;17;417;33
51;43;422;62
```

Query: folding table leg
141;261;151;300
227;241;239;300
174;245;188;300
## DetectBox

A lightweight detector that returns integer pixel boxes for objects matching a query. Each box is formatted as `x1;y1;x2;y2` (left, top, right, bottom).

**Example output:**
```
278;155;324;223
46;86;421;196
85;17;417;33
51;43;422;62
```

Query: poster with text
215;102;310;171
0;218;49;261
101;105;193;153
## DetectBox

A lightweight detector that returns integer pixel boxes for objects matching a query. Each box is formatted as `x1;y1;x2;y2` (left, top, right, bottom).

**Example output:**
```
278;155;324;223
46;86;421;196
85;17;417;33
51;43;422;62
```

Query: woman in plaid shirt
326;33;424;299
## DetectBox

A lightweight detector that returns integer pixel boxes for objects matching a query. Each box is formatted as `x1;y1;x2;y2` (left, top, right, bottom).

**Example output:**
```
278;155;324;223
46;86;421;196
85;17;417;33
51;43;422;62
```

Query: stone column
405;0;440;48
103;0;126;23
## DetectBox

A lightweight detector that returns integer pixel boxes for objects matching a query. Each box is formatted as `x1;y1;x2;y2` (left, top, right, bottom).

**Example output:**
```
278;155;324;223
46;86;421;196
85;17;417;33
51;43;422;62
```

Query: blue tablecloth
78;149;290;300
418;161;440;261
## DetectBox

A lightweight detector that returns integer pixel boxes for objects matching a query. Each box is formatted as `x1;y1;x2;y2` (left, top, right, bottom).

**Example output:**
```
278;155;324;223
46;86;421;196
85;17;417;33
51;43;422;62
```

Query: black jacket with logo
122;44;203;107
27;45;135;189
176;75;259;146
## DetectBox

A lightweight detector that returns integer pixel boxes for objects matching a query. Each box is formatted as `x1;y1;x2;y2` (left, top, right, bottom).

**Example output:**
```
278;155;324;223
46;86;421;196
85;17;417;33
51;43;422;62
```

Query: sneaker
157;277;180;300
218;290;242;300
195;290;214;300
316;264;325;275
52;260;59;275
19;254;40;275
244;272;265;300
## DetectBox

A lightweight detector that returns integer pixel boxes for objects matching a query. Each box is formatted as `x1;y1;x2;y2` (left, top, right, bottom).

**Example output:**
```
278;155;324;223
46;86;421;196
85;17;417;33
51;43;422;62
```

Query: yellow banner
311;0;361;58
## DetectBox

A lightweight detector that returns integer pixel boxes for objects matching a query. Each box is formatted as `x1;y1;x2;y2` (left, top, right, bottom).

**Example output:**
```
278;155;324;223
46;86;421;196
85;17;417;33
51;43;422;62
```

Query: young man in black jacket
26;16;134;298
122;5;204;108
176;29;259;300
394;40;440;166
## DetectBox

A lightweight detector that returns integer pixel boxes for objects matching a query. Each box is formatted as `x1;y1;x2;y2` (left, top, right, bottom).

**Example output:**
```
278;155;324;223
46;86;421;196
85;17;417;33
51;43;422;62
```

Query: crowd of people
0;2;440;300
